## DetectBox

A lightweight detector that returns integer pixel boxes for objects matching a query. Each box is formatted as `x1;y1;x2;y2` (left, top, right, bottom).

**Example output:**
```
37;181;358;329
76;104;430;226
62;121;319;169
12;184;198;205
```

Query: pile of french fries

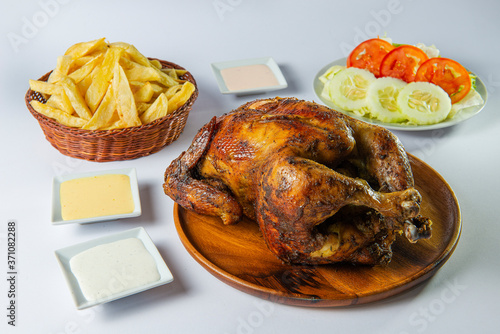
29;38;195;130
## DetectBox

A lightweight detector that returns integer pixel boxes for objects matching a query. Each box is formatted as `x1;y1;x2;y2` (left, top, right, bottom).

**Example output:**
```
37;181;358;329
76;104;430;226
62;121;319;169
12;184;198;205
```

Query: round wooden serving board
173;154;461;307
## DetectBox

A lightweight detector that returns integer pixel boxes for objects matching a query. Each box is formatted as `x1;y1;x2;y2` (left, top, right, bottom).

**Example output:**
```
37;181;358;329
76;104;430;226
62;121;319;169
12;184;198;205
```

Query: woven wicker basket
25;59;198;162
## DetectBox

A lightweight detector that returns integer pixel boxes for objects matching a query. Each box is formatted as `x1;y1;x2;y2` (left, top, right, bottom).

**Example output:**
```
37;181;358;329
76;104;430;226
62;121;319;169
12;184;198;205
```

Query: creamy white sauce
220;64;279;91
69;238;160;301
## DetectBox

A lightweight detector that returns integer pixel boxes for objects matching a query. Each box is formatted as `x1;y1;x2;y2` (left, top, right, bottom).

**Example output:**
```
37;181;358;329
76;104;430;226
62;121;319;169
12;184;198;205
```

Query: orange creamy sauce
220;64;279;91
60;174;134;220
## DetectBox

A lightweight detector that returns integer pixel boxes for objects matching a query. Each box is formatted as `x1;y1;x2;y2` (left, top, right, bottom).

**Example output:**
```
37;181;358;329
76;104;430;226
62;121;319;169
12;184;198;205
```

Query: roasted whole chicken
164;97;431;265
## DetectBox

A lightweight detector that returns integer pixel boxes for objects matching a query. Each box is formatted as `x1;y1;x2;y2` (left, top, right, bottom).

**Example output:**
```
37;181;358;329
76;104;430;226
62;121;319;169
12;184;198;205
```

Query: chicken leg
255;154;421;264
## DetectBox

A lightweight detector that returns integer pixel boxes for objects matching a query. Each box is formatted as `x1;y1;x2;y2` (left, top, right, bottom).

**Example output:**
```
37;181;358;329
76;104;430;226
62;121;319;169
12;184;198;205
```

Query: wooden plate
173;154;461;307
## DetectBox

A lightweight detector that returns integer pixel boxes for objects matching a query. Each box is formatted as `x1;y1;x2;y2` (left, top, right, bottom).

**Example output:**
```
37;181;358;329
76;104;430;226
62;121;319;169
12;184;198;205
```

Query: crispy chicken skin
164;97;431;265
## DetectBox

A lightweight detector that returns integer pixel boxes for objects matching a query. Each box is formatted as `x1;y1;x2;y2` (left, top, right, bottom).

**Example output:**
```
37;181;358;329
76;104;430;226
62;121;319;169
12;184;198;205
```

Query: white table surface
1;0;499;333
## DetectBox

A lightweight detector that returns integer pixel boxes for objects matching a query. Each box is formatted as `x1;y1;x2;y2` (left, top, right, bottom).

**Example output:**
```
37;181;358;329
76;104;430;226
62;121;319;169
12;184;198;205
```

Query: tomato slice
347;38;395;77
415;57;471;104
379;45;429;82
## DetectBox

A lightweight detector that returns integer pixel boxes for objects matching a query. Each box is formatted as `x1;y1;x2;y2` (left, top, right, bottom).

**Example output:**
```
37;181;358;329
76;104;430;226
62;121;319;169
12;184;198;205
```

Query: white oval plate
313;58;488;131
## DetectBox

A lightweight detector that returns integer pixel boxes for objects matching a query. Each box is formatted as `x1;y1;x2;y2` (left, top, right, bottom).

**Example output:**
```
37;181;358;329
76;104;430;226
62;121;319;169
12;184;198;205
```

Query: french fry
68;53;103;84
175;69;187;76
82;85;116;130
150;82;168;96
59;76;92;120
167;81;195;112
29;80;62;96
140;93;168;124
161;68;187;77
129;81;145;91
161;68;187;80
85;47;122;112
133;81;154;103
30;100;86;128
45;93;74;115
69;56;95;72
112;63;141;127
77;65;99;97
165;84;182;99
111;42;150;67
150;59;162;69
64;37;107;59
121;58;161;82
162;68;178;80
102;117;125;130
120;57;178;87
156;67;180;87
137;102;151;116
48;55;72;83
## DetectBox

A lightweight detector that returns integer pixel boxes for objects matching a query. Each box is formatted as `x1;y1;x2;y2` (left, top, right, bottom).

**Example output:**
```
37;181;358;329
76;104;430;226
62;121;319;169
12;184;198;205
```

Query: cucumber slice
326;68;376;111
367;77;407;123
397;82;452;125
318;65;346;84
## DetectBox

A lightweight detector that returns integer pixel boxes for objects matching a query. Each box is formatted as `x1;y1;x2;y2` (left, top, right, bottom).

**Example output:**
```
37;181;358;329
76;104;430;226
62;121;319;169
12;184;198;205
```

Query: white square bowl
54;227;174;309
211;57;287;95
51;168;142;225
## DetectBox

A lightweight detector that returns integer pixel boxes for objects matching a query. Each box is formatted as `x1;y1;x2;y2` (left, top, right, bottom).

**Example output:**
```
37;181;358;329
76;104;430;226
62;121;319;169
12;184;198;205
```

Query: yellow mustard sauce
60;174;134;220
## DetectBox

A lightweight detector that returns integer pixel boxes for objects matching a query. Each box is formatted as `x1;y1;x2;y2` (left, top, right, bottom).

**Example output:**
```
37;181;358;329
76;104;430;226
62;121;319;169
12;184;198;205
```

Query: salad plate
313;58;488;131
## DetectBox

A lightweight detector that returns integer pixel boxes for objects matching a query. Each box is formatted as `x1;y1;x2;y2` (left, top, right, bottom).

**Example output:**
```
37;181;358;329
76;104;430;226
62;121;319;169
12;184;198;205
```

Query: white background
1;0;499;333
